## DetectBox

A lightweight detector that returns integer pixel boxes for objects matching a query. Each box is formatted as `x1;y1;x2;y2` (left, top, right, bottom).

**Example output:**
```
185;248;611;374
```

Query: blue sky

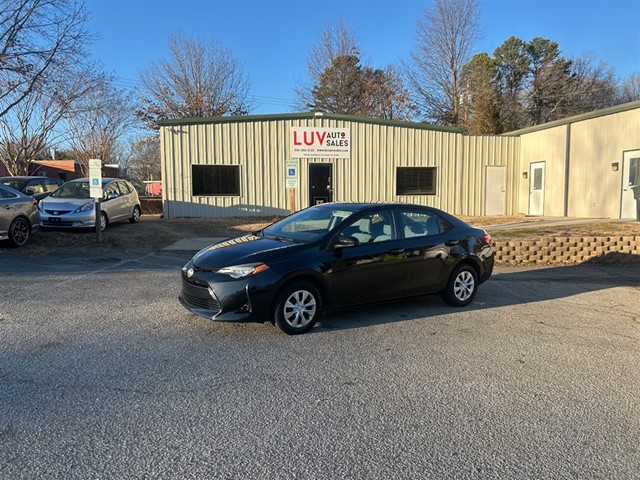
85;0;640;114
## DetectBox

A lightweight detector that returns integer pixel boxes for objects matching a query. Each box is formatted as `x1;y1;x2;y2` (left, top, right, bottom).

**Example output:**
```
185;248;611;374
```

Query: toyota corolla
179;202;494;335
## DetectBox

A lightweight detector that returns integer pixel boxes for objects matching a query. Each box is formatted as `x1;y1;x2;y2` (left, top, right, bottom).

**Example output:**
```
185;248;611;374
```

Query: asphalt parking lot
1;245;639;479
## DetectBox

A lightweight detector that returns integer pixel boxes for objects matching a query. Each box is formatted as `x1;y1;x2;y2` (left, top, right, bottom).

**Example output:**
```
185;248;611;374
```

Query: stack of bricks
493;236;640;265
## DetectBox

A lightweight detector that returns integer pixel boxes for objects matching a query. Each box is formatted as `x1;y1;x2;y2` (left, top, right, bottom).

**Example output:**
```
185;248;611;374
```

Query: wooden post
288;188;296;214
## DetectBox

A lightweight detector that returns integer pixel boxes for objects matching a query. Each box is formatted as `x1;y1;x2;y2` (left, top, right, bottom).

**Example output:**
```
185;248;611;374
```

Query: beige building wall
567;108;640;218
517;125;568;216
160;114;519;219
516;103;640;218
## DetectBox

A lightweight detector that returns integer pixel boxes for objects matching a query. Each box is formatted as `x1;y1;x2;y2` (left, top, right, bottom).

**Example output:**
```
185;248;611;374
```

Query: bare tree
404;0;481;125
563;53;617;114
295;22;360;110
0;62;98;175
360;66;417;120
619;73;640;103
64;73;139;175
137;31;251;129
119;136;160;186
0;0;91;118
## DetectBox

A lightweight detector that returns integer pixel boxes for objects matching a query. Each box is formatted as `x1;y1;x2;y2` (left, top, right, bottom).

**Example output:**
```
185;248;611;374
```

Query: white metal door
485;166;506;215
621;151;640;219
529;162;545;216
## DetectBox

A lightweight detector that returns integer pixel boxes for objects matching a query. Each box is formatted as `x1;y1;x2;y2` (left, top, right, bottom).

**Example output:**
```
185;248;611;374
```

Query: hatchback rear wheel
129;206;141;223
274;281;322;335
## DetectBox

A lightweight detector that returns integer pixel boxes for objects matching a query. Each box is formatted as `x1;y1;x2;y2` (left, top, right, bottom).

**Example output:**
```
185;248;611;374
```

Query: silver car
39;178;141;231
0;184;40;247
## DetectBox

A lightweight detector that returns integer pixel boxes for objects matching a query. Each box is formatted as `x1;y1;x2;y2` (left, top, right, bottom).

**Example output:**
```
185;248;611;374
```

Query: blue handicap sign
288;168;296;176
92;178;99;185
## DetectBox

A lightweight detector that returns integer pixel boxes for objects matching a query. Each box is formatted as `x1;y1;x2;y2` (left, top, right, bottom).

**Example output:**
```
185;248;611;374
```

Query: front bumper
179;266;278;322
39;210;96;228
179;276;253;321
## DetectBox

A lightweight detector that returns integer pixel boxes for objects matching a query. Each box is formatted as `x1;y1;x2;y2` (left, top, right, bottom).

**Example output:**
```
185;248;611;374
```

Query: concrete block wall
494;236;640;265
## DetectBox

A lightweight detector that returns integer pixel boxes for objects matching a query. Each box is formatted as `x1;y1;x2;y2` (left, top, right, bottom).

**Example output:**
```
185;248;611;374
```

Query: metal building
158;101;640;220
511;101;640;219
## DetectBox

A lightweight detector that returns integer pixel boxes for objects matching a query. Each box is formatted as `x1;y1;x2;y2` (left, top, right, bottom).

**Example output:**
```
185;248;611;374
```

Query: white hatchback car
39;178;141;231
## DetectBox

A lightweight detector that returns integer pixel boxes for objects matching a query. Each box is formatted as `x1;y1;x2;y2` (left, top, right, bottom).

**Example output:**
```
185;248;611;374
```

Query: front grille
44;209;72;215
182;290;221;311
181;280;221;312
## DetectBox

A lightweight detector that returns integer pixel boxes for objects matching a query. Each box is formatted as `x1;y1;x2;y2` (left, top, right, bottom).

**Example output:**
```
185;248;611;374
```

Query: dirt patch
15;215;279;255
5;213;640;257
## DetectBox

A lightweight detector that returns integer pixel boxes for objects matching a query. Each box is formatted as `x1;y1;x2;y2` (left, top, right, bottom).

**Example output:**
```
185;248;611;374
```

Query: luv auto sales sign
290;127;350;159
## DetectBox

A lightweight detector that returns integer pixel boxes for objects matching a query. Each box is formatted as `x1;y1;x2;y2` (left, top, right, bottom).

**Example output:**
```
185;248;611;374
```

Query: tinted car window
44;179;60;192
1;179;24;190
0;186;18;198
399;209;451;238
103;182;120;200
25;179;45;194
118;181;131;194
341;210;395;243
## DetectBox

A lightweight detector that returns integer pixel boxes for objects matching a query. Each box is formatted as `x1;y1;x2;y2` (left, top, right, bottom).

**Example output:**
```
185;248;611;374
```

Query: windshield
263;206;356;242
51;181;91;199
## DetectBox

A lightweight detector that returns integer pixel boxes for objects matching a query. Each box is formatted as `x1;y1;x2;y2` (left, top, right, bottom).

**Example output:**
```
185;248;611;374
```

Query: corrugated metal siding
459;135;519;216
161;117;519;218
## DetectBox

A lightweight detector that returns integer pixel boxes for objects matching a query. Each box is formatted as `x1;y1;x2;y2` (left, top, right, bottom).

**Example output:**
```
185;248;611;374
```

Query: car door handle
445;240;459;246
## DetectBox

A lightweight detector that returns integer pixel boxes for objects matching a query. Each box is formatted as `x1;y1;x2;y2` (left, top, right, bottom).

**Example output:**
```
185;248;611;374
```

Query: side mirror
25;188;35;195
107;192;118;200
333;234;359;249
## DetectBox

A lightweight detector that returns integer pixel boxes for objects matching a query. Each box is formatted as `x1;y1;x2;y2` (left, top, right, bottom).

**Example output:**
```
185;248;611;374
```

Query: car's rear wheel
99;212;108;232
443;264;478;307
9;217;30;247
129;206;141;223
274;281;322;335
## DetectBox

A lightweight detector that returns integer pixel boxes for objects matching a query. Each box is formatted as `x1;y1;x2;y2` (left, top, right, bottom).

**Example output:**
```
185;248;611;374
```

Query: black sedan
179;202;494;335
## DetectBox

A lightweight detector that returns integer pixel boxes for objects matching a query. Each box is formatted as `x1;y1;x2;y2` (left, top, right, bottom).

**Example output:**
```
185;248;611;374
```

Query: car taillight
481;230;492;245
31;199;38;206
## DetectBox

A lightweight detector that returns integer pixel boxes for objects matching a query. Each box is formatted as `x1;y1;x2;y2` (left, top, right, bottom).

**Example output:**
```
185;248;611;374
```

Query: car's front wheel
443;264;478;307
129;206;141;223
99;212;108;232
274;281;322;335
9;217;30;247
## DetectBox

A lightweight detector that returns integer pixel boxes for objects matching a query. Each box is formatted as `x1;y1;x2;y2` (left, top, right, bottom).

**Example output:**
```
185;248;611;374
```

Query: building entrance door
309;164;333;206
485;166;506;215
529;162;545;216
621;150;640;220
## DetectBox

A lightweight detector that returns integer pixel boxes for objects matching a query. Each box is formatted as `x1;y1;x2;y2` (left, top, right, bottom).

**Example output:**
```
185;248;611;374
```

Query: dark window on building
192;165;241;196
396;167;437;195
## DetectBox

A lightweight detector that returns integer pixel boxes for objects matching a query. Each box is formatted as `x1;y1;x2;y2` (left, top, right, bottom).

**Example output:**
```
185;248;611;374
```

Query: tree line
1;0;638;179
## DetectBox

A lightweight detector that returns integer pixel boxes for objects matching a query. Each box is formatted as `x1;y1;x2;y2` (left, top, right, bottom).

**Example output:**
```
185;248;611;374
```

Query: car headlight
74;201;94;213
217;263;269;279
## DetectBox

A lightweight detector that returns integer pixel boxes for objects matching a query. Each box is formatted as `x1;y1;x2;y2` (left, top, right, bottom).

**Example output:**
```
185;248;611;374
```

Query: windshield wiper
265;233;294;243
